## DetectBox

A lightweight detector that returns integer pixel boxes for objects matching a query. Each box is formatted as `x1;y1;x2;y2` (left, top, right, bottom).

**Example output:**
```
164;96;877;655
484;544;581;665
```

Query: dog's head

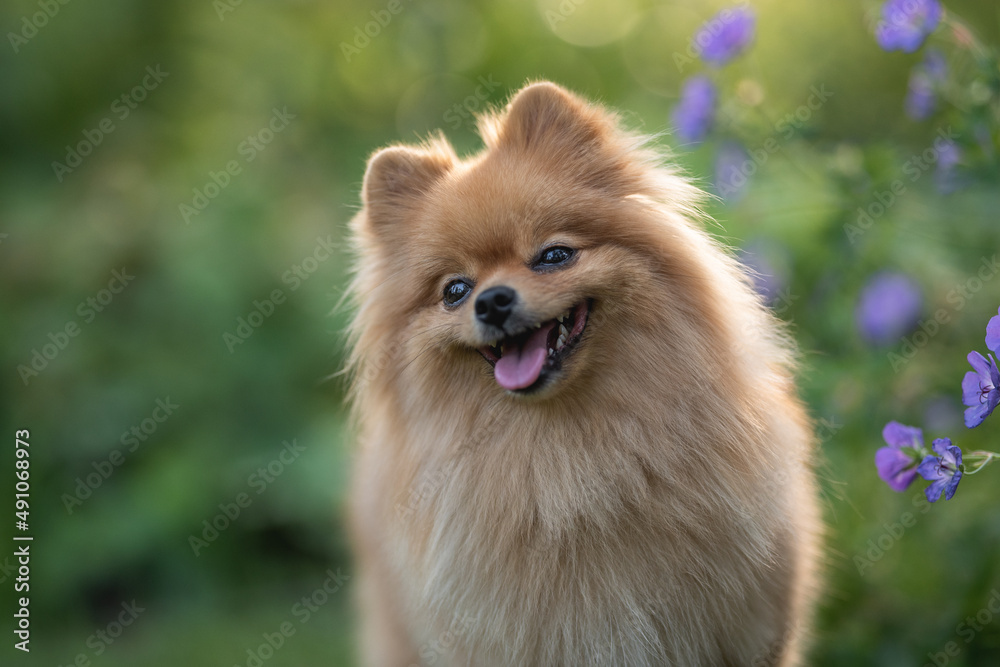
351;82;752;404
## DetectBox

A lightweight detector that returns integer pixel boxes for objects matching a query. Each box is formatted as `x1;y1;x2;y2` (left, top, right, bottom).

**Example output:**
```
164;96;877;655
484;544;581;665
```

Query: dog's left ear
490;82;628;189
496;82;604;149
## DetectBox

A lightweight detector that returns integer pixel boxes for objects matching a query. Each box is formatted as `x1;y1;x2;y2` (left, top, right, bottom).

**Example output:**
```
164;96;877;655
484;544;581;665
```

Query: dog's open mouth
479;300;591;393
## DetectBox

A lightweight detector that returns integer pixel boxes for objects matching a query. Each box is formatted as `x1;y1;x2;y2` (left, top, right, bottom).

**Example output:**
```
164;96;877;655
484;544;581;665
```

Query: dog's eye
443;279;473;306
535;246;575;268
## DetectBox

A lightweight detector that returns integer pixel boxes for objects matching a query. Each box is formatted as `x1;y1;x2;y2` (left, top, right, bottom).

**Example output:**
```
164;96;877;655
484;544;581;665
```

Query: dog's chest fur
377;402;796;666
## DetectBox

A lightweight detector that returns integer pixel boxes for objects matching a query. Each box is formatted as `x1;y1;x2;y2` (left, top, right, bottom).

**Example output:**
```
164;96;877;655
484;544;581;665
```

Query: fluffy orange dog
347;81;820;666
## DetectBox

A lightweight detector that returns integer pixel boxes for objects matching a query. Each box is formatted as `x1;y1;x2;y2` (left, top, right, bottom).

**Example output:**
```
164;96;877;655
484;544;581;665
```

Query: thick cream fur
346;81;820;666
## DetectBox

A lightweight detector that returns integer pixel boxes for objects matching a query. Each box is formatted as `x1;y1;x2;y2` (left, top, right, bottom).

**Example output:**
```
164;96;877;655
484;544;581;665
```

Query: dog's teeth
557;315;565;324
559;323;569;338
557;334;567;349
548;348;554;358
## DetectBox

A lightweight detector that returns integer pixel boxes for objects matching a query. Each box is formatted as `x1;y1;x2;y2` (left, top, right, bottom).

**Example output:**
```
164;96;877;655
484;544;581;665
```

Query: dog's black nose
475;286;517;328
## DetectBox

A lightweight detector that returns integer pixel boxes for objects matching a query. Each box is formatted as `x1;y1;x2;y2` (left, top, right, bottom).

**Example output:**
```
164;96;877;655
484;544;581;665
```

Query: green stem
941;13;992;62
963;451;1000;475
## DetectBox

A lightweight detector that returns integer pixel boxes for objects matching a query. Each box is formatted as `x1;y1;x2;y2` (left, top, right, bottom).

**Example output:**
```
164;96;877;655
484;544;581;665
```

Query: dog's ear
494;81;608;154
489;82;633;192
361;140;454;235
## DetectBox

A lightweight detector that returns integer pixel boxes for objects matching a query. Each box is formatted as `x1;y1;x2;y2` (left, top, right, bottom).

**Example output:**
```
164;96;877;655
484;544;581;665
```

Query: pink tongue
494;322;555;390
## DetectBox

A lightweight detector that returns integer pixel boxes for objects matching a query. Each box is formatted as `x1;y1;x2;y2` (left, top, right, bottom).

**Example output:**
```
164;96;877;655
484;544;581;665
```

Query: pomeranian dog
346;81;820;666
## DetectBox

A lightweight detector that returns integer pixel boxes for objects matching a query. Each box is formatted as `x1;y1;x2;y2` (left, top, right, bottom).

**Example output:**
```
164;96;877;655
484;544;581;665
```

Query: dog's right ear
361;142;454;235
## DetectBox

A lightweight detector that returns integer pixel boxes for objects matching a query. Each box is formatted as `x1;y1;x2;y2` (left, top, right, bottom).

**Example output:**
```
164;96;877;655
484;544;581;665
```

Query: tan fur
346;81;821;666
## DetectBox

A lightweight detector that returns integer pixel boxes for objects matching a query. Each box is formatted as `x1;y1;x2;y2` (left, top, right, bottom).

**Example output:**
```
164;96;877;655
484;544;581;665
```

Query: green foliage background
2;0;1000;664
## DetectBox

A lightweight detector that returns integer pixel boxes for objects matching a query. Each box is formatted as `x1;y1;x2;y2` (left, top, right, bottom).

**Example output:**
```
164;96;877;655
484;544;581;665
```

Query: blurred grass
2;0;1000;664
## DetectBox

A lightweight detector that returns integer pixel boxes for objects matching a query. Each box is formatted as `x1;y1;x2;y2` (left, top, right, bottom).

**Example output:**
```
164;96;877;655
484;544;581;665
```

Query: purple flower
985;306;1000;353
924;395;963;432
905;50;947;120
875;0;942;53
672;76;716;144
934;140;962;193
975;122;995;161
738;240;787;305
856;272;922;346
876;421;924;491
917;438;963;502
695;7;756;67
922;48;948;79
905;72;935;120
714;141;750;201
962;351;1000;428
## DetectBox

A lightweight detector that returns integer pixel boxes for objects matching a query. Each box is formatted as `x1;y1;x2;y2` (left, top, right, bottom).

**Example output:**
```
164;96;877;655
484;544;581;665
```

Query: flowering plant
870;0;1000;188
877;307;1000;501
670;6;1000;505
866;2;1000;503
671;5;755;145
